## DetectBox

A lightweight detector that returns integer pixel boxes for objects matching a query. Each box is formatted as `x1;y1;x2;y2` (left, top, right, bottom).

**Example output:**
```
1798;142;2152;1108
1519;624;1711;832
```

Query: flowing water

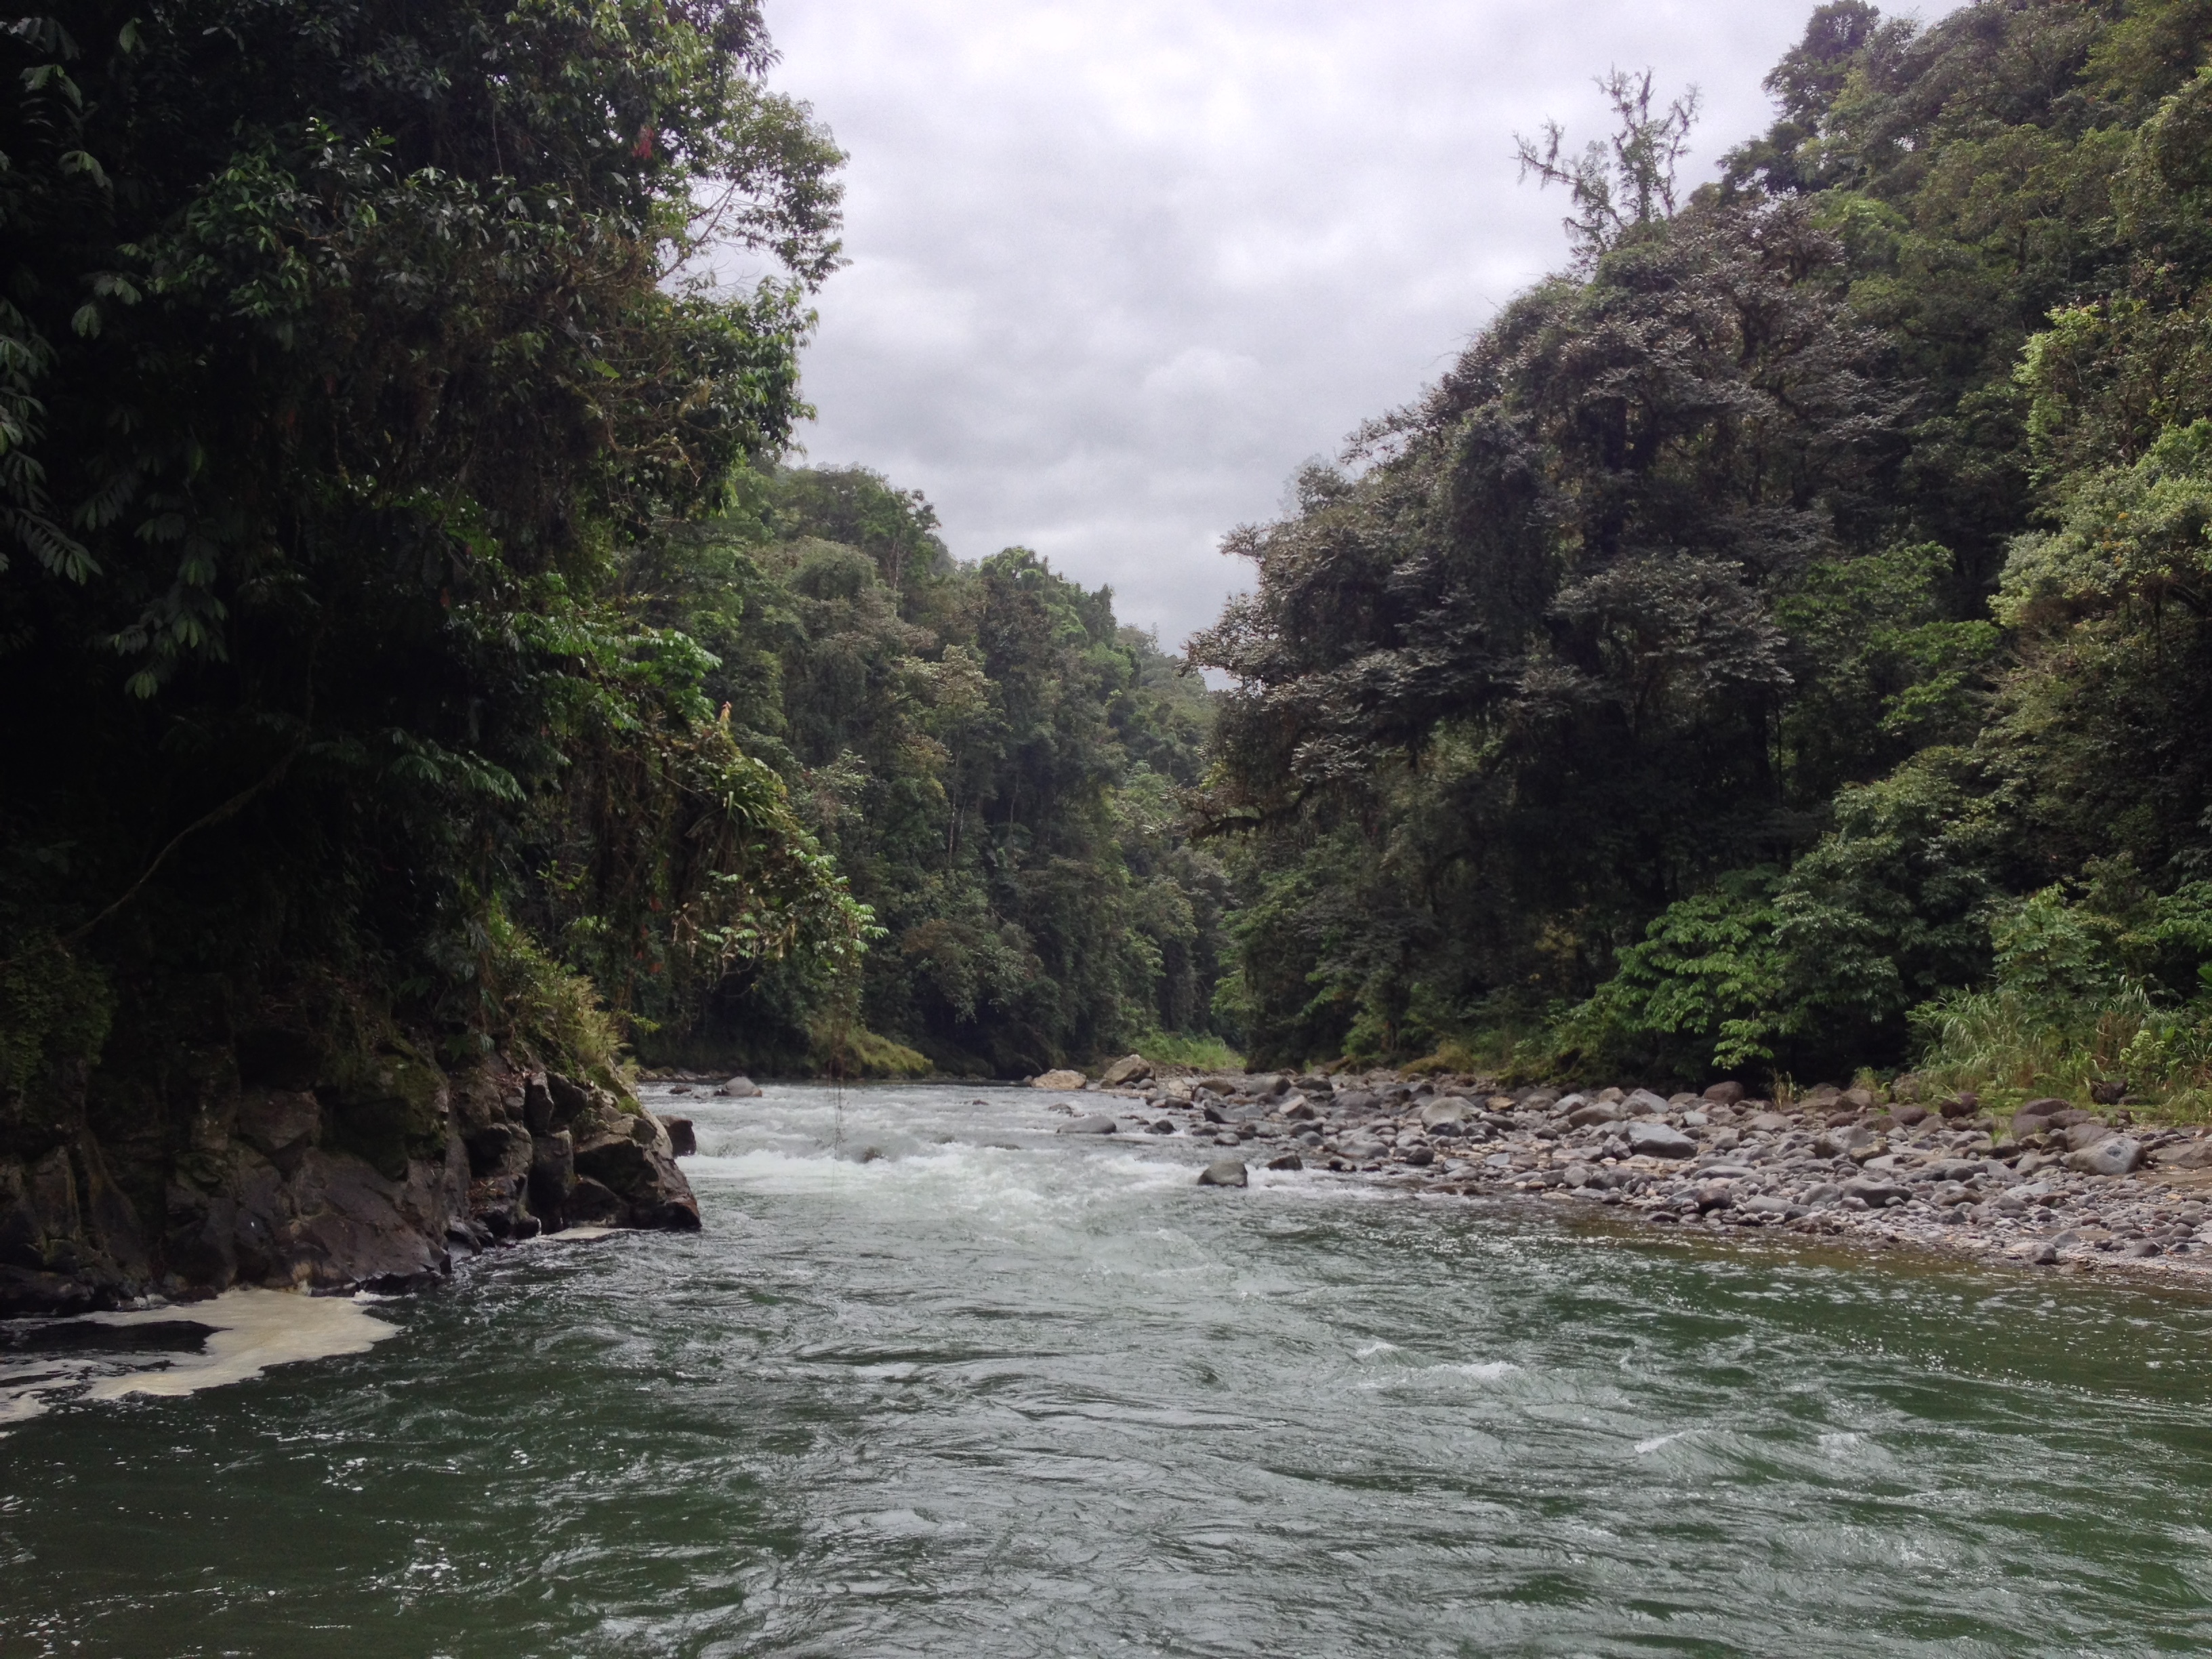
7;1081;2212;1656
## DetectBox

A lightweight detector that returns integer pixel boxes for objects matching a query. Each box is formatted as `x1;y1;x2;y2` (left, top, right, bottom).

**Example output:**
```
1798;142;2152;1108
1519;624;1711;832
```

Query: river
5;1080;2212;1655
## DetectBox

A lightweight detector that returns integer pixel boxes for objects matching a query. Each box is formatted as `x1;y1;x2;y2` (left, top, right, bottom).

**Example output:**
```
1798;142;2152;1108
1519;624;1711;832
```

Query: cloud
762;0;1963;646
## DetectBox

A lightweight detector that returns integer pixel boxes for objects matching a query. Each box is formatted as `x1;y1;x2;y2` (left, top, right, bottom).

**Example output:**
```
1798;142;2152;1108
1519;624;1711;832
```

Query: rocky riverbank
1050;1060;2212;1284
1;1054;699;1318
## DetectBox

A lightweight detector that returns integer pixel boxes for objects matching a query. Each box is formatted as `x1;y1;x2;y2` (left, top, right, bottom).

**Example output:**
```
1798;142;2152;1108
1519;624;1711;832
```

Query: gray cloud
762;0;1961;646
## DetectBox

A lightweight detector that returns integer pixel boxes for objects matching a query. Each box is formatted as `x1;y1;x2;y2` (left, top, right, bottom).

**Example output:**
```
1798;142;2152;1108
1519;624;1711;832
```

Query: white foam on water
1452;1360;1521;1380
1;1288;396;1425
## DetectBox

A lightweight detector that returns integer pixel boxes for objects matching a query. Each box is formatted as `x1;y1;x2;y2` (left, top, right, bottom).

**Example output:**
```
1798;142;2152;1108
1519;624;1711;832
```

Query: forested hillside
1194;0;2212;1110
626;466;1228;1078
14;0;2212;1131
0;2;1231;1126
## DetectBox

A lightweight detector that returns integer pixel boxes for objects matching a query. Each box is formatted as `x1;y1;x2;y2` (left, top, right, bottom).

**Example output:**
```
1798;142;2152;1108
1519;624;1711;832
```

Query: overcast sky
760;0;1963;648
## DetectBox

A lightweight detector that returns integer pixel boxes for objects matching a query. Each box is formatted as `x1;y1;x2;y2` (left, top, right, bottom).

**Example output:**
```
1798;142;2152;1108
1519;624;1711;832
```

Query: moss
323;1043;450;1181
0;939;113;1100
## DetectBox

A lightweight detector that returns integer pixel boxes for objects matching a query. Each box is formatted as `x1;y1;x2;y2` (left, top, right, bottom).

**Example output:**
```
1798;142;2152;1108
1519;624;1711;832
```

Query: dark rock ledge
0;1056;697;1319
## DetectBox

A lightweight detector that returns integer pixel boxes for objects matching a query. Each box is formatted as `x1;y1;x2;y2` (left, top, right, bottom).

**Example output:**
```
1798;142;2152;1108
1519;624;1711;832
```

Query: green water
6;1081;2212;1656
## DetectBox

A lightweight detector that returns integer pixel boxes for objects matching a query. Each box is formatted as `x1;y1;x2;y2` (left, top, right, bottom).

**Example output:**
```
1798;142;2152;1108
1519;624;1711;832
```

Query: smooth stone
1032;1069;1088;1090
1624;1089;1671;1117
1058;1115;1118;1135
2064;1136;2143;1176
1197;1159;1249;1188
1624;1121;1696;1160
1265;1152;1303;1171
1843;1176;1909;1208
716;1075;762;1098
1100;1054;1153;1087
1146;1118;1177;1134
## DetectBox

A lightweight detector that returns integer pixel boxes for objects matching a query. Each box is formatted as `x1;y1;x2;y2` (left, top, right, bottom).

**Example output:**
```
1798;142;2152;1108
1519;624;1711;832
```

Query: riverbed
5;1080;2212;1654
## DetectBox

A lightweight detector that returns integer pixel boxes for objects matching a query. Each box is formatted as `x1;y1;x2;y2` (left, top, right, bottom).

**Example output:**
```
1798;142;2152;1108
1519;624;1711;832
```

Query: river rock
1418;1099;1471;1128
1146;1118;1176;1134
465;1122;533;1180
571;1109;701;1231
1101;1054;1153;1087
1624;1122;1696;1160
1747;1111;1792;1133
662;1118;697;1157
2152;1139;2212;1170
2064;1136;2144;1176
1624;1089;1671;1117
1032;1069;1087;1090
1057;1115;1118;1135
1702;1081;1746;1106
528;1130;575;1220
716;1075;761;1098
1814;1125;1877;1160
1197;1159;1249;1187
1843;1176;1908;1208
1265;1152;1303;1171
1568;1099;1625;1128
2064;1122;2116;1153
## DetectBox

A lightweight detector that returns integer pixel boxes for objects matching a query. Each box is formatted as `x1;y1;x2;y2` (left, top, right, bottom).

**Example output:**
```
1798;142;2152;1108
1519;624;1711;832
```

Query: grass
1911;983;2212;1126
1130;1031;1244;1072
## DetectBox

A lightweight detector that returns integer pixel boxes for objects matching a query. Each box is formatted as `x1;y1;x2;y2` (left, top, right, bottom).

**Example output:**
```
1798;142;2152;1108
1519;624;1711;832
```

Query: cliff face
0;1052;698;1317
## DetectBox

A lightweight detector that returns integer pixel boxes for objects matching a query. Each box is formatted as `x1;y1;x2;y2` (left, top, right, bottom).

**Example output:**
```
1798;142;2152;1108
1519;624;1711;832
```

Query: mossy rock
323;1046;451;1181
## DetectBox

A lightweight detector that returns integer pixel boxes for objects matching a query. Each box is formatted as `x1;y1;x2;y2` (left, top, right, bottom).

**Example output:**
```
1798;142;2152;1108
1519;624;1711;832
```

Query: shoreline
1065;1069;2212;1292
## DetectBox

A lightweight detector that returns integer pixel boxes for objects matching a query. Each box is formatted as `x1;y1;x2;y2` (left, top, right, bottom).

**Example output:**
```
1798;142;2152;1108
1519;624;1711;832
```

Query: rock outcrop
0;1048;699;1317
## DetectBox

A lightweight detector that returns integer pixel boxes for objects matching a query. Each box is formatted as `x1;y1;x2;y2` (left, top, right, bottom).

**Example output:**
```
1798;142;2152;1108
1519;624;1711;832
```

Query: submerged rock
1057;1115;1118;1135
1197;1160;1249;1188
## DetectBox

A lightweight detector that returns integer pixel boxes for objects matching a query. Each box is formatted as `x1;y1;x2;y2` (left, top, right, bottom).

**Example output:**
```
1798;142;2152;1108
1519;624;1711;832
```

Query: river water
6;1080;2212;1656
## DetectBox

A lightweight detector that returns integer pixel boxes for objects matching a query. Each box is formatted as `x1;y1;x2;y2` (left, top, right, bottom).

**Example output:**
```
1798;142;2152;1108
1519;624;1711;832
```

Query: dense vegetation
1194;0;2212;1110
15;0;2212;1119
629;466;1227;1078
0;1;1228;1113
0;0;865;1121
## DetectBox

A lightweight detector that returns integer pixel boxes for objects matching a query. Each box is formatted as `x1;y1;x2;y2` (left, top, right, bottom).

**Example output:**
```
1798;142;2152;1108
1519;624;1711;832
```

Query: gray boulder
2064;1122;2116;1153
716;1075;761;1098
1813;1125;1877;1160
1101;1053;1153;1087
1057;1115;1118;1135
1567;1099;1625;1128
1625;1121;1697;1160
1265;1152;1304;1171
1624;1089;1671;1117
1418;1099;1471;1128
1197;1159;1249;1188
2064;1136;2143;1177
1843;1176;1908;1208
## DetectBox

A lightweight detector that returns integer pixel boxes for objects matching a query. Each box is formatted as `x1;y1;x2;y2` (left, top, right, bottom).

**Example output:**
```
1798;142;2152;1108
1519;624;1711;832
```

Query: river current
5;1080;2212;1655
